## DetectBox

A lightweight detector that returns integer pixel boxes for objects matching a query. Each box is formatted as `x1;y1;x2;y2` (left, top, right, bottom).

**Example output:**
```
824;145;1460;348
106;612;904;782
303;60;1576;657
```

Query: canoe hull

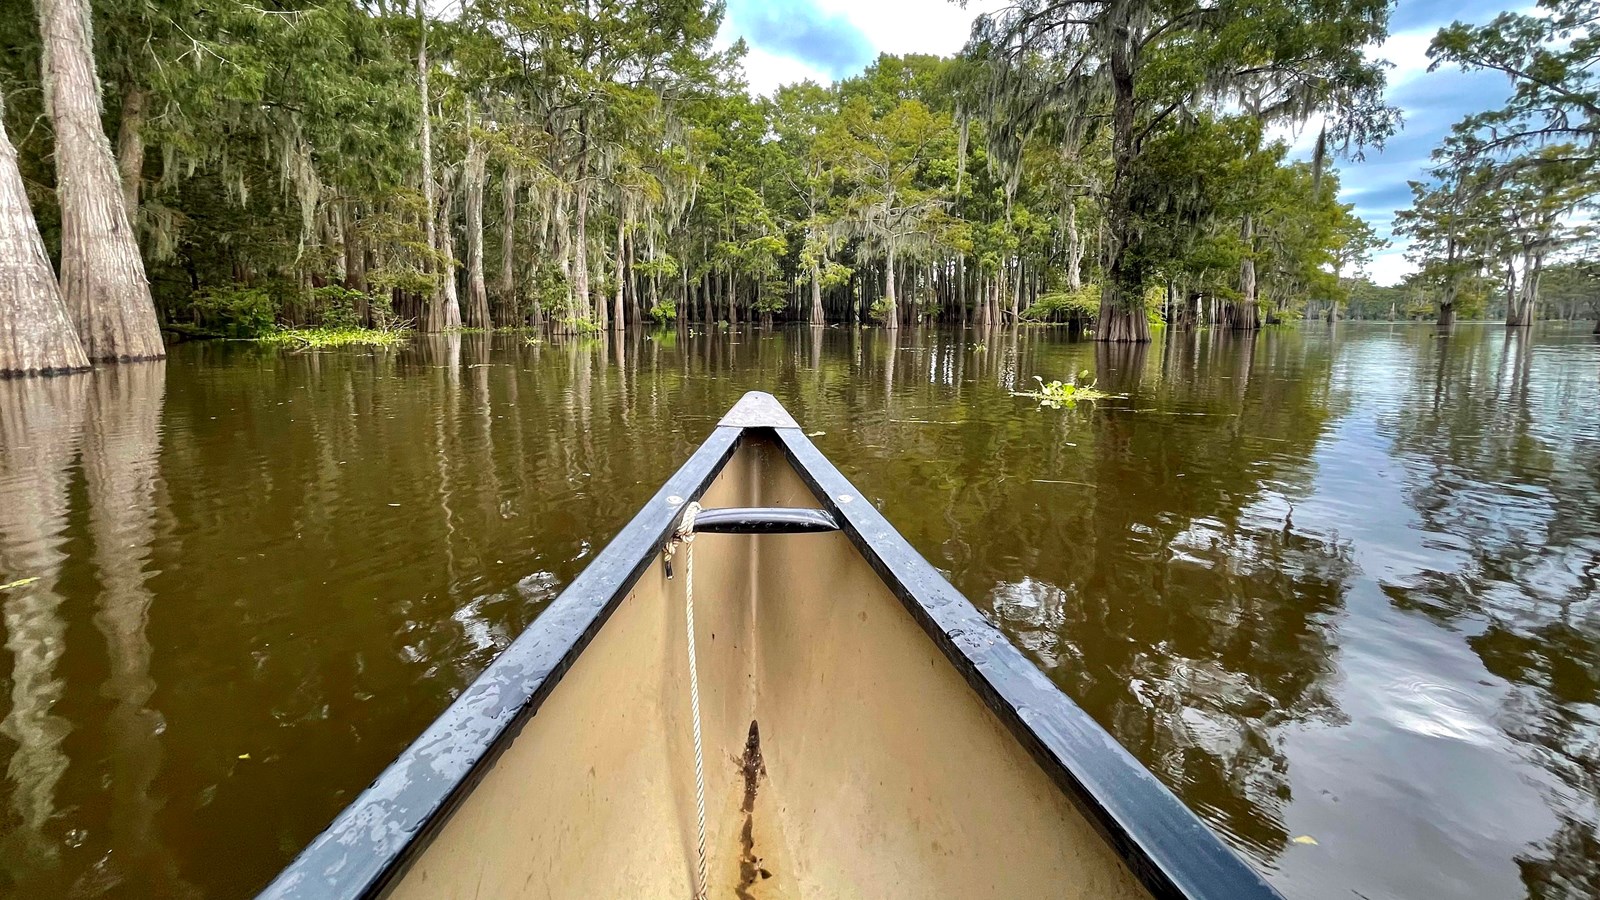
261;393;1281;900
386;432;1147;899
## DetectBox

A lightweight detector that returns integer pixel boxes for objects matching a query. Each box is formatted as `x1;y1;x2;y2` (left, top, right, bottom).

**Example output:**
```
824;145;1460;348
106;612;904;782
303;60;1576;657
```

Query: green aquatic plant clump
257;327;411;349
1015;374;1113;409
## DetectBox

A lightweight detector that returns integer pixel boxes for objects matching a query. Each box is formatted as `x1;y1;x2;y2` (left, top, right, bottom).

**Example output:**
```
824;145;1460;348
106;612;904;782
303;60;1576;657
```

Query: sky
716;0;1525;286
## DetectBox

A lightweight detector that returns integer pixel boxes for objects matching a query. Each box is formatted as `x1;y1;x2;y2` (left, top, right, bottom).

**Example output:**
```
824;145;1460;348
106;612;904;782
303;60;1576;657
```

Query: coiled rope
667;501;709;900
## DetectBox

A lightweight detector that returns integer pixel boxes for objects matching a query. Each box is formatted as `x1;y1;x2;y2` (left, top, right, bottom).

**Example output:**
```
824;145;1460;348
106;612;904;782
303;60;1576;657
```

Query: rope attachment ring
664;501;701;580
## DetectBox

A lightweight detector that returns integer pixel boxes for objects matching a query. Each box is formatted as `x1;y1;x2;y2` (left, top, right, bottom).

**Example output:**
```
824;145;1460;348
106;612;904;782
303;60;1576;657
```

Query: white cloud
737;44;836;97
720;0;1005;95
1367;248;1413;287
1378;28;1446;91
810;0;1004;58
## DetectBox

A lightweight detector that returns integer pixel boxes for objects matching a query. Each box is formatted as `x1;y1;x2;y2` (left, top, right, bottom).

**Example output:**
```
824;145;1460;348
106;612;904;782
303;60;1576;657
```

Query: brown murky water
0;324;1595;899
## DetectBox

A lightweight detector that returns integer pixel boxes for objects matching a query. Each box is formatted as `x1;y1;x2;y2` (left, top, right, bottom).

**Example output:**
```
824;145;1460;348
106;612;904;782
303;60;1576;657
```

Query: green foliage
0;0;1399;338
648;300;677;325
967;0;1395;318
257;328;410;349
1024;284;1100;321
1014;374;1113;409
192;287;278;338
1429;2;1600;165
1142;285;1168;326
556;317;601;336
309;286;370;330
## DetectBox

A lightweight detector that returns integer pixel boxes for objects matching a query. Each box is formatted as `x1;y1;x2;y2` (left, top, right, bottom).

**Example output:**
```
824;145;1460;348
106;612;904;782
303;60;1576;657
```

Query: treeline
1397;0;1600;331
1338;264;1600;323
0;0;1402;372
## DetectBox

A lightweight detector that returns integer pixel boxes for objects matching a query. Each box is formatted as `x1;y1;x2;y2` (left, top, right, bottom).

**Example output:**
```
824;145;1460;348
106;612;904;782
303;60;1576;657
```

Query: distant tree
966;0;1395;342
825;97;956;329
1394;166;1499;326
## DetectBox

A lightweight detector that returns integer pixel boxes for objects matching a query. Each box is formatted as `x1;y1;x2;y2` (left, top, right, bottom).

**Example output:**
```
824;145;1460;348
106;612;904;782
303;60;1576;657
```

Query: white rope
670;502;710;900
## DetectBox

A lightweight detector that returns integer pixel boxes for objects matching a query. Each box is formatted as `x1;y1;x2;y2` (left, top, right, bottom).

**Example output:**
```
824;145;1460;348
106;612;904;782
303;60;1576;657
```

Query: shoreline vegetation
3;1;1599;377
254;327;413;349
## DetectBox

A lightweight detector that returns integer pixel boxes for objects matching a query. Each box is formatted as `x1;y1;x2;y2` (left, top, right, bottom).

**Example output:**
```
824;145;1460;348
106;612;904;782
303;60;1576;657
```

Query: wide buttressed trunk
1097;26;1146;347
1;92;90;376
1095;289;1151;343
39;0;163;362
1227;216;1260;332
1222;299;1260;331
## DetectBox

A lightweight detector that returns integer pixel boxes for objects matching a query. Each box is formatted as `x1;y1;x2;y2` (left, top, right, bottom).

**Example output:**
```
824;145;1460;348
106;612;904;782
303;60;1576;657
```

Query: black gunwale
259;392;1282;900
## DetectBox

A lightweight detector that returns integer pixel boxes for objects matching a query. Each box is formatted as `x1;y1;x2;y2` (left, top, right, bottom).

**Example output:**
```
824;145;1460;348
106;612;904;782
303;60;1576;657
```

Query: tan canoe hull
387;432;1148;899
261;392;1280;900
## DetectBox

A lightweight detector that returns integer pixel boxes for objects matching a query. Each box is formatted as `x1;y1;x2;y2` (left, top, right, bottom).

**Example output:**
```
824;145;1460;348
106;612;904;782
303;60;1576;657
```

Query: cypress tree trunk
343;201;367;294
1097;28;1150;344
115;86;144;219
1095;282;1151;342
39;0;163;361
883;245;899;329
1227;215;1261;331
1065;205;1082;291
416;1;457;332
497;167;517;323
462;131;490;329
1;90;90;375
435;165;462;329
957;255;967;326
554;189;573;327
572;129;592;325
1011;258;1023;322
1507;252;1538;327
612;219;625;331
809;257;824;326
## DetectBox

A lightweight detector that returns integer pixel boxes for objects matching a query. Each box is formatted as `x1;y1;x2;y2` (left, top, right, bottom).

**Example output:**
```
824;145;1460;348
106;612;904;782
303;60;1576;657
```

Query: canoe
261;392;1282;900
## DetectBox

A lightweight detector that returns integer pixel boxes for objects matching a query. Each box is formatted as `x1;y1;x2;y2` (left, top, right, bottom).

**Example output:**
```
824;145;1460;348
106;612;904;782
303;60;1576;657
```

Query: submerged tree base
256;328;410;349
1095;305;1152;343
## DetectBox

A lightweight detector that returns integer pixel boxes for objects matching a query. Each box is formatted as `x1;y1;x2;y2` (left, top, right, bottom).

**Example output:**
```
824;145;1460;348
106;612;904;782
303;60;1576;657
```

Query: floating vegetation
1014;374;1114;409
257;327;411;349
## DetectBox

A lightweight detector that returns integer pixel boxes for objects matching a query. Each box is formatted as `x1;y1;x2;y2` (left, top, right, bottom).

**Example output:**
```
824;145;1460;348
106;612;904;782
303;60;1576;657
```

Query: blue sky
718;0;1526;285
